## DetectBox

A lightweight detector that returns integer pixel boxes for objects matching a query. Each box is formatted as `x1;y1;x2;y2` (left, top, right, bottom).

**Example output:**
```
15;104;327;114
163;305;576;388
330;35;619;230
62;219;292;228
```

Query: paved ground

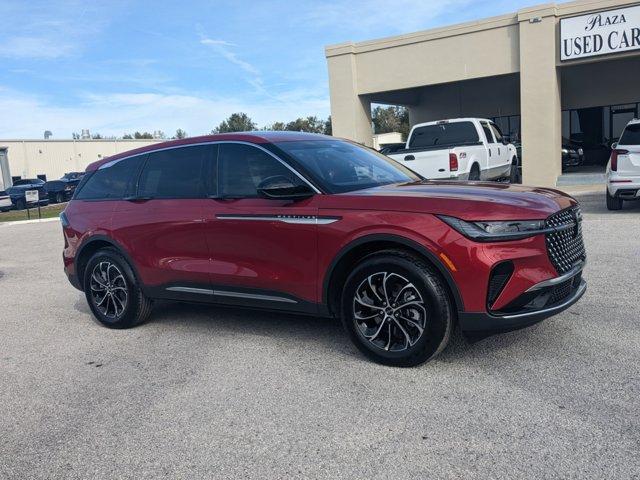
0;191;638;479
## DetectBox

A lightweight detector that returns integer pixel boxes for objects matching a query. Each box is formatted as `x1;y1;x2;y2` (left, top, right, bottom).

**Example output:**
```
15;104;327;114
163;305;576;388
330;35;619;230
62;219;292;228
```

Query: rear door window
619;123;640;145
409;122;479;149
138;144;214;199
76;155;145;200
489;123;504;143
481;122;496;143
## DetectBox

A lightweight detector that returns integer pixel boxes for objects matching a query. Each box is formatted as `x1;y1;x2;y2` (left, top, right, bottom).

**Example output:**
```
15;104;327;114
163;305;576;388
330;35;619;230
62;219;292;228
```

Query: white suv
606;119;640;210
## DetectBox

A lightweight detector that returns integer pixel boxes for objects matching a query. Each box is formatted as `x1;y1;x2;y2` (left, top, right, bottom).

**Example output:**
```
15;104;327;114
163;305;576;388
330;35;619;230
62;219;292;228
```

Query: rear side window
481;122;495;143
138;145;214;199
489;123;503;143
619;123;640;145
409;122;480;149
219;143;301;198
76;155;144;200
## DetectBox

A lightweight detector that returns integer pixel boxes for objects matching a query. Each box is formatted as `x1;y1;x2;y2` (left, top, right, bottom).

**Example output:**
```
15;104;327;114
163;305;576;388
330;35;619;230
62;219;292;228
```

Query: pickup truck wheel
509;162;521;184
84;248;153;329
15;198;26;210
469;165;480;181
606;189;623;210
340;249;453;367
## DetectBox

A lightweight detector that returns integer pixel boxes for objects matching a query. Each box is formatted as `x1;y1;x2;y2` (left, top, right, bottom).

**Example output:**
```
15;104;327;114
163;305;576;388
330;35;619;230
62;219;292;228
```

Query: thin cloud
0;1;114;59
200;36;260;76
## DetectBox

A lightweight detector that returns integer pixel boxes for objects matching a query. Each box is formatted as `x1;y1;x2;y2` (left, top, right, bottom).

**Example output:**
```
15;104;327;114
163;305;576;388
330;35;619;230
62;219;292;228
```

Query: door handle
404;155;415;161
123;196;153;202
488;149;492;157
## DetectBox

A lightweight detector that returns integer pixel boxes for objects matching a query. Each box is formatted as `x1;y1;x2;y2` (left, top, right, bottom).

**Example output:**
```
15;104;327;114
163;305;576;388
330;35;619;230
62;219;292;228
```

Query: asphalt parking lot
0;191;638;479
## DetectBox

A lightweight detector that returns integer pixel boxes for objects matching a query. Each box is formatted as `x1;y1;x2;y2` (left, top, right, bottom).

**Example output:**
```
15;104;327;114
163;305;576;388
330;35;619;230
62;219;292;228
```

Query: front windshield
274;139;420;193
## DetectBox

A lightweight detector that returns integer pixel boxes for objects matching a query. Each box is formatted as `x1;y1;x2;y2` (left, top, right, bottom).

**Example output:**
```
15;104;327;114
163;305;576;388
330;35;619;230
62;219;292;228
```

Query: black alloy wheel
341;250;453;367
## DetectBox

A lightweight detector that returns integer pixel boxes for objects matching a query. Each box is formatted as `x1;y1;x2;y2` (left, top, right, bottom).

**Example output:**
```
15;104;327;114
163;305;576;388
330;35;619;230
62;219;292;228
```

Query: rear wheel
606;189;623;210
340;250;453;367
83;248;152;329
15;198;25;210
468;164;480;181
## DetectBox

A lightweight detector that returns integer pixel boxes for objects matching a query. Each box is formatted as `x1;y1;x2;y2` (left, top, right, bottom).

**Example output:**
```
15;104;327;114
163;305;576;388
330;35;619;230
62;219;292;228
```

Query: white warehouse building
0;139;163;181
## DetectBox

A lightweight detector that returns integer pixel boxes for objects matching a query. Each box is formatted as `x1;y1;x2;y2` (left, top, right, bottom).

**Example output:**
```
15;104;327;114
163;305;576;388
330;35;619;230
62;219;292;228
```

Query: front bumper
459;274;586;339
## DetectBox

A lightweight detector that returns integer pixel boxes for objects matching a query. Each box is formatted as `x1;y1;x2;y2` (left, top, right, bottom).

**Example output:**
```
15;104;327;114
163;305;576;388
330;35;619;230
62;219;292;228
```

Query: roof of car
86;131;333;171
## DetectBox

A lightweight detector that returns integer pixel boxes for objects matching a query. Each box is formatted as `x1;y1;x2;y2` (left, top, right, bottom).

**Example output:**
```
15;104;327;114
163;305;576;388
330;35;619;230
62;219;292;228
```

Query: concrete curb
0;217;61;227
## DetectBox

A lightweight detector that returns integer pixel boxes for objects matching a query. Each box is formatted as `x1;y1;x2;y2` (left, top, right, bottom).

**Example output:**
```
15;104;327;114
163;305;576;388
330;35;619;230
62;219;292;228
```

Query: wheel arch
75;235;142;292
322;234;464;318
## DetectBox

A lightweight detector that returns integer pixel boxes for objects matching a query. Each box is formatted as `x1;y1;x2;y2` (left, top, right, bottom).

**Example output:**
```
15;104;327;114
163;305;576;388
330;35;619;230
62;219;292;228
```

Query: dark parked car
561;138;584;169
6;178;50;210
62;132;586;366
46;172;85;203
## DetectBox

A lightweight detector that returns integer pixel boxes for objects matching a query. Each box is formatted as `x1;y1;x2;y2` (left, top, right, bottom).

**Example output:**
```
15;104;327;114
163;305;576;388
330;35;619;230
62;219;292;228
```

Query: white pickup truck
387;118;519;183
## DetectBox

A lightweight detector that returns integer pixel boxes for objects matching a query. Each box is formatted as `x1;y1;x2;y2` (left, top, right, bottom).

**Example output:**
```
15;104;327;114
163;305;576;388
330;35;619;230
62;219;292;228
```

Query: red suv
61;132;586;366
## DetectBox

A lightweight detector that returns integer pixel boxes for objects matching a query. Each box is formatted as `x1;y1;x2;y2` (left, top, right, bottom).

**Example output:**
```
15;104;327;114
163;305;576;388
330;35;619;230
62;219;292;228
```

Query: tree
324;116;332;136
213;113;256;133
71;132;80;139
265;122;286;131
284;116;325;134
122;133;133;139
133;131;154;139
372;106;410;140
91;133;103;139
173;128;187;139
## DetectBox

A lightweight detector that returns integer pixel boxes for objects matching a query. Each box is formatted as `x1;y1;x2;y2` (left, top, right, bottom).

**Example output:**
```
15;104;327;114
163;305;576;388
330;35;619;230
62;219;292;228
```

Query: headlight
561;148;569;155
438;215;547;242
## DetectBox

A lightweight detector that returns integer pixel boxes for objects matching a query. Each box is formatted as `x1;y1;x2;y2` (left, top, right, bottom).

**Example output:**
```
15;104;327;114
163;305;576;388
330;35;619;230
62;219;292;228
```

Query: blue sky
1;0;541;139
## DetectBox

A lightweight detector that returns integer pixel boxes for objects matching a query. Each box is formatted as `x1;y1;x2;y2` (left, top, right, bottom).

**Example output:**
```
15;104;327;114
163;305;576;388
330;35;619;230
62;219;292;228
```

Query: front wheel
340;250;453;367
509;162;521;184
84;248;152;329
55;192;65;203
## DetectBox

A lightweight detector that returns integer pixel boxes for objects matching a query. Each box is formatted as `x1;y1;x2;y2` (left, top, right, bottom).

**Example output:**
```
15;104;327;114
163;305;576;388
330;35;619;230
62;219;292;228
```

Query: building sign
561;5;640;61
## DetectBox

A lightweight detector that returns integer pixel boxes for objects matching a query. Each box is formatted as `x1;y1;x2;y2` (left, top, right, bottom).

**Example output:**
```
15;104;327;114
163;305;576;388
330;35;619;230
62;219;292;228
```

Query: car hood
324;181;577;221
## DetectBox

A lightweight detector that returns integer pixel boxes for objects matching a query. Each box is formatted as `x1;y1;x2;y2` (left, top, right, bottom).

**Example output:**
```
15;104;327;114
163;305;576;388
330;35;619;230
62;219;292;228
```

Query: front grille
548;279;573;304
545;206;586;274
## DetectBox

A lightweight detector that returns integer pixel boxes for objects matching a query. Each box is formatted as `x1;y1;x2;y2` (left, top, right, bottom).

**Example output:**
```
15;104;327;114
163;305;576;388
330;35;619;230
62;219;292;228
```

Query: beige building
326;0;640;186
0;139;163;181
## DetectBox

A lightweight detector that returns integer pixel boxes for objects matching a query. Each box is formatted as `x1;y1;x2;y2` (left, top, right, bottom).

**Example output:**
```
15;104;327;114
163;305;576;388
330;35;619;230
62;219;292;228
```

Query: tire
83;248;152;329
340;249;453;367
15;198;26;210
509;161;521;184
606;189;623;211
468;164;480;181
55;192;64;203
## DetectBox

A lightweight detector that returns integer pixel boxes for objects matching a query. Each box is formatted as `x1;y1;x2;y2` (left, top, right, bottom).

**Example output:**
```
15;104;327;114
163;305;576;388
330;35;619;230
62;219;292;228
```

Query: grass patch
0;203;67;223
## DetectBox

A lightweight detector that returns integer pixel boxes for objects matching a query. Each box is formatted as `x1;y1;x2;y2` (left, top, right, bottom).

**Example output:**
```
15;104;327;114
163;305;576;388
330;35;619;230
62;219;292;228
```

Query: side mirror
611;142;618;150
257;175;314;201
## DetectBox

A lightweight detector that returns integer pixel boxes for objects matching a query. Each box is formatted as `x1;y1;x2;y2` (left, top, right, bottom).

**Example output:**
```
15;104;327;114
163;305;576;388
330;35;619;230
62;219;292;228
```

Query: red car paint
63;132;586;335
